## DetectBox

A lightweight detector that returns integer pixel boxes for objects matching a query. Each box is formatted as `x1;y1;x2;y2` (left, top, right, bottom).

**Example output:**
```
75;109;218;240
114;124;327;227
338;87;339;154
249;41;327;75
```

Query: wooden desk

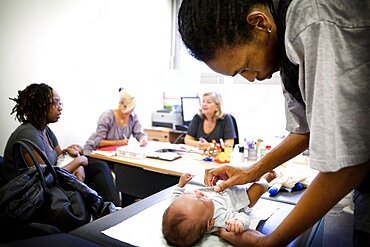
90;144;316;207
89;149;220;205
89;151;218;177
144;127;186;144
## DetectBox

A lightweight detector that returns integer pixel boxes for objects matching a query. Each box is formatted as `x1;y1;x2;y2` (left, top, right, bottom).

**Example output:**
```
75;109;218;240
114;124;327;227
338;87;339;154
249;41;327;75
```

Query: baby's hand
178;173;193;188
225;219;244;233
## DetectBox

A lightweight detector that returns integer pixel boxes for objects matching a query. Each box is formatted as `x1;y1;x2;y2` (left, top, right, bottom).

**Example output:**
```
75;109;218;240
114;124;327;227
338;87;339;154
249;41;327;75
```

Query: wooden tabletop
89;150;222;177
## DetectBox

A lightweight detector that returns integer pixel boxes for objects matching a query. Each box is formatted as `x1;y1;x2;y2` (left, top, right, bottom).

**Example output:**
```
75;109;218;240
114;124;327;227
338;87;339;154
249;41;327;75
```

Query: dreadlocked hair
10;83;53;130
178;0;271;61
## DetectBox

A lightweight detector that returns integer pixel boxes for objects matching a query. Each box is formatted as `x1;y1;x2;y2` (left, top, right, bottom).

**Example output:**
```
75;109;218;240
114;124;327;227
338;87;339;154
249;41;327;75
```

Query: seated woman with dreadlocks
0;83;120;206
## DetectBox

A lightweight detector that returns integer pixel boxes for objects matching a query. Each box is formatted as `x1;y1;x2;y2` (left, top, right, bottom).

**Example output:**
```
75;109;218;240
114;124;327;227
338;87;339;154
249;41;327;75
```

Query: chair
0;155;5;187
229;114;239;146
174;115;239;145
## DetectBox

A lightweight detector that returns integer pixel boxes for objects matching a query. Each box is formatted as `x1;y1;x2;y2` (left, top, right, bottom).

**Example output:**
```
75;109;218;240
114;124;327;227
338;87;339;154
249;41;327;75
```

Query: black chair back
229;115;239;146
0;156;4;187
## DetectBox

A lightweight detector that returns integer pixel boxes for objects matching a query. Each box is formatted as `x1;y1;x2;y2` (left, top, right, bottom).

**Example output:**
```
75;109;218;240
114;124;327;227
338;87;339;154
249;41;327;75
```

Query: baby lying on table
162;171;276;246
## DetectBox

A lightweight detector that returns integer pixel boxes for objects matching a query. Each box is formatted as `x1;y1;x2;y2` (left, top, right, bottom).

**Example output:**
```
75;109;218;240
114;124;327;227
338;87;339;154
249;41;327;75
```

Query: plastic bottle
238;145;245;164
257;141;266;159
230;145;245;164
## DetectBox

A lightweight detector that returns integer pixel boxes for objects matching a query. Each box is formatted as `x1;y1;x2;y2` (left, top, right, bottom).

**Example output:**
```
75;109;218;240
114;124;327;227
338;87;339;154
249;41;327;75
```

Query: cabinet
144;127;185;144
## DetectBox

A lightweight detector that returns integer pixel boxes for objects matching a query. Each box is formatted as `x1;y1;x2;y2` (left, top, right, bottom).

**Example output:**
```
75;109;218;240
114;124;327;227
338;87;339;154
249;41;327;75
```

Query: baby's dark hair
178;0;271;61
162;205;207;246
9;83;53;130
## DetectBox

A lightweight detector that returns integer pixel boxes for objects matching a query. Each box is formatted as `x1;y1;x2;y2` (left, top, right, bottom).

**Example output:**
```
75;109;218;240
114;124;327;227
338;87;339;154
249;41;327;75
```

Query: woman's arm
73;166;85;182
250;132;310;178
219;160;370;246
184;134;198;147
99;139;128;147
62;155;88;173
184;134;210;150
204;132;309;190
224;138;234;148
93;111;128;148
130;113;148;146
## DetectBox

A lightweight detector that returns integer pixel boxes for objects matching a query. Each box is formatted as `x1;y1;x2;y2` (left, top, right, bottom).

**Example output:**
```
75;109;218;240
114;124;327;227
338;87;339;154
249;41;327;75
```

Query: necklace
115;110;127;126
206;119;215;130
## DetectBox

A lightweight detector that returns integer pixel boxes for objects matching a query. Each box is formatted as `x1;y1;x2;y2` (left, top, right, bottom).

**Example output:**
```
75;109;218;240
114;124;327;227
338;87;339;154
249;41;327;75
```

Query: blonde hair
199;92;225;120
118;87;136;113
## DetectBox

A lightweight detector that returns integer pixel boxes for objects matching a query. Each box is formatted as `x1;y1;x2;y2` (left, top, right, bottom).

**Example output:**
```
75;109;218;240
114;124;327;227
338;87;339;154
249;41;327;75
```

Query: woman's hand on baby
204;165;255;192
217;228;266;246
178;173;193;188
225;219;244;233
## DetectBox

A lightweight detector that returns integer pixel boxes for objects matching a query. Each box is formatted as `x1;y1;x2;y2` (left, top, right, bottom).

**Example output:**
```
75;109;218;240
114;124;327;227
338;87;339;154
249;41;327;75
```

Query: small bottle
247;141;257;161
266;145;271;153
238;145;245;164
257;141;266;159
231;145;244;164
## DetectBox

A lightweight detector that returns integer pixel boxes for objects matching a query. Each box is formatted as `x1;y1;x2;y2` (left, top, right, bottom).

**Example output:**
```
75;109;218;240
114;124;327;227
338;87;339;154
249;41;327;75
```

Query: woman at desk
1;83;120;205
184;92;236;150
83;88;148;155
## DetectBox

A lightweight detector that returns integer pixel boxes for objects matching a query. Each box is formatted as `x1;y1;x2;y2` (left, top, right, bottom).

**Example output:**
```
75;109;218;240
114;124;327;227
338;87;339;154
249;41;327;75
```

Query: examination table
70;183;323;247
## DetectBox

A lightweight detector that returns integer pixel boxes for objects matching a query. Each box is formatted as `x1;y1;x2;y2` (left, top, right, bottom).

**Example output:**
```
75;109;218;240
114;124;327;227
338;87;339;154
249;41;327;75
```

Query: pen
212;139;221;153
219;138;224;147
121;132;128;141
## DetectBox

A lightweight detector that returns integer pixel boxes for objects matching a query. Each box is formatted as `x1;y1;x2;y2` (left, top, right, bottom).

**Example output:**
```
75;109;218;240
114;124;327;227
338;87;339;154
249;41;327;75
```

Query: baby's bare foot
262;171;277;183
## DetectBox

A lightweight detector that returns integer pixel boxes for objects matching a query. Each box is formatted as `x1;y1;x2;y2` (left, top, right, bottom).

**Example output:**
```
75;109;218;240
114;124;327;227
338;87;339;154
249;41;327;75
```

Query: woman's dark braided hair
10;83;54;130
178;0;271;62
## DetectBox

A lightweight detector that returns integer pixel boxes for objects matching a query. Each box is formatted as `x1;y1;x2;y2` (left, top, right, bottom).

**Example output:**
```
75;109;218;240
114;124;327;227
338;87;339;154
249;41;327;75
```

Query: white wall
0;0;173;154
144;70;287;146
0;0;287;155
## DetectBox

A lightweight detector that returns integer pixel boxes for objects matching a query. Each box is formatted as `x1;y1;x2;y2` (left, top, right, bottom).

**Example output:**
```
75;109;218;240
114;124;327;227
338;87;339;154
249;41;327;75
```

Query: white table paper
102;185;279;247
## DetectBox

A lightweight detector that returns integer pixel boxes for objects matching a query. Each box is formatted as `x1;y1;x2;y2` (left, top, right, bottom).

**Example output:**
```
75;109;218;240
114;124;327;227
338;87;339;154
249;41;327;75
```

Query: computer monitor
181;96;201;126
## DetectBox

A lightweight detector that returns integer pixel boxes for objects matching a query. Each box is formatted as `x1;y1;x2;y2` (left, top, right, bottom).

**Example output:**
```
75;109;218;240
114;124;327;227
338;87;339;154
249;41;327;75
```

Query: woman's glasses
53;99;63;107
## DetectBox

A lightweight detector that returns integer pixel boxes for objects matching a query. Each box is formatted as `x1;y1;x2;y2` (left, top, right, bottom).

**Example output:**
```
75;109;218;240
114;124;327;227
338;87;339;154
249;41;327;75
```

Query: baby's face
173;190;214;221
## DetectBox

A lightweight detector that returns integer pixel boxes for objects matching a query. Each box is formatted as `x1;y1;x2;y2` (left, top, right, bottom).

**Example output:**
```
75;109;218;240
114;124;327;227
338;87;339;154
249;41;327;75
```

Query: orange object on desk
214;158;229;164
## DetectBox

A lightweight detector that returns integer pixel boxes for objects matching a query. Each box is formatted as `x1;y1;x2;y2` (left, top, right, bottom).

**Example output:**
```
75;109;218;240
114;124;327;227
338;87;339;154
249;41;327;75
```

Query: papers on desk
115;141;204;160
146;151;182;161
116;145;148;159
91;141;205;161
91;150;117;157
102;184;279;247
